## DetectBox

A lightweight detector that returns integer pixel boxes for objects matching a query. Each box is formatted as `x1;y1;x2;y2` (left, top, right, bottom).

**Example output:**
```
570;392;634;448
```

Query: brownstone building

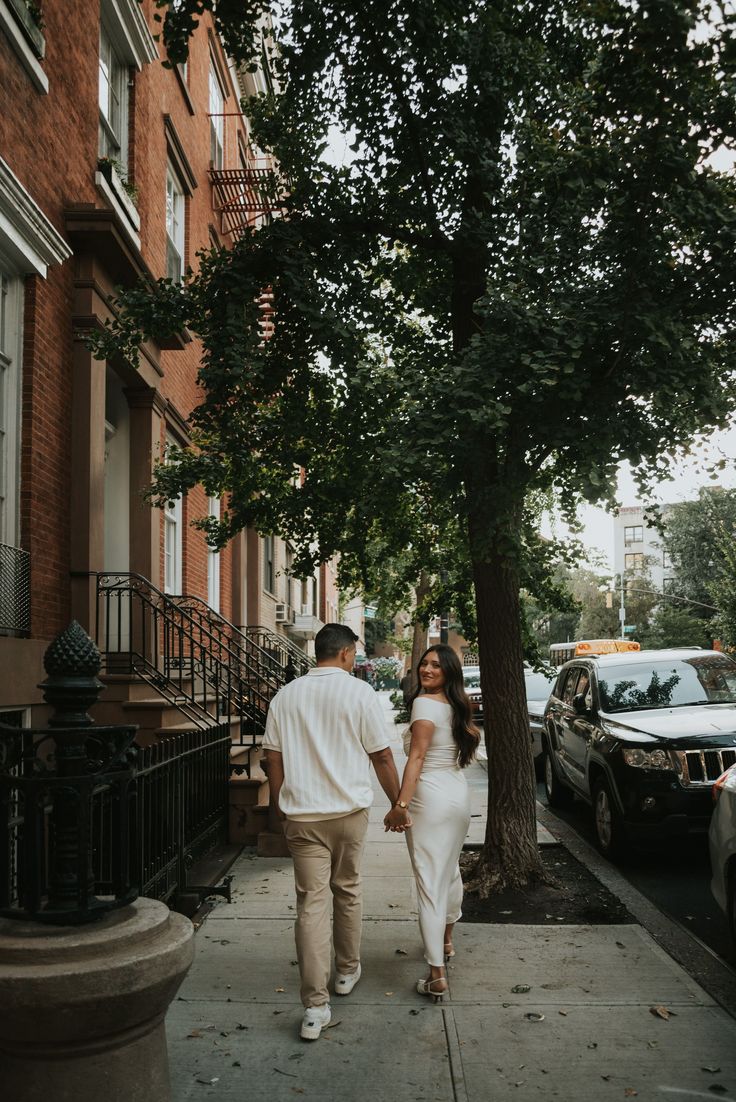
0;0;333;745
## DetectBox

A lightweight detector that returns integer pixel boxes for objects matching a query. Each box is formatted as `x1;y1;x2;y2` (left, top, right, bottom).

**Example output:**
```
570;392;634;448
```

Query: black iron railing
0;542;30;637
94;573;276;764
0;621;234;922
246;624;314;678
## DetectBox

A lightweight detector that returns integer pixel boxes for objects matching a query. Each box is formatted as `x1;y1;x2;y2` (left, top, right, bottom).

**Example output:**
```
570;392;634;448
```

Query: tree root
460;848;551;899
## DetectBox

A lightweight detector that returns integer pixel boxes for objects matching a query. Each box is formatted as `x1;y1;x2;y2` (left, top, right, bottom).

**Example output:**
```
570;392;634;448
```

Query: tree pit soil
460;845;635;926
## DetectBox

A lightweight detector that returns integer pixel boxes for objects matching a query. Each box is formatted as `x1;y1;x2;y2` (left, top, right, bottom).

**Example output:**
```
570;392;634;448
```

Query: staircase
91;572;313;850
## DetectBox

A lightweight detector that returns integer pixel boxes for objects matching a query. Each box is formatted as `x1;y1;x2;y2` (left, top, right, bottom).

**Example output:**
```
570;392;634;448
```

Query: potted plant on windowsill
96;157;140;227
6;0;45;57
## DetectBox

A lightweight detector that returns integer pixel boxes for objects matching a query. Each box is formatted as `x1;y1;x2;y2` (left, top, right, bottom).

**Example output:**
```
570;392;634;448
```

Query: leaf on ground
232;1061;241;1067
196;1078;219;1086
187;1030;203;1038
290;960;298;965
273;1067;298;1078
601;1075;611;1082
649;1006;676;1021
275;987;285;993
409;1009;421;1016
388;903;398;908
385;991;394;996
524;1013;545;1022
499;910;513;915
395;948;408;955
616;941;626;949
587;1043;598;1049
511;985;532;994
624;1089;638;1097
702;1067;721;1074
558;1010;568;1016
236;1024;248;1031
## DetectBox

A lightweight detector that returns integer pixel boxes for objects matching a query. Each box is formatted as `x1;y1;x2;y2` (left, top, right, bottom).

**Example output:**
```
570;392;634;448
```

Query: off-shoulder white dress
403;696;471;966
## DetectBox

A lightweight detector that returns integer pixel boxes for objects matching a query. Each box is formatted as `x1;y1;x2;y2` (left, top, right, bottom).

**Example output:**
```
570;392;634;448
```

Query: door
563;667;596;793
103;369;131;649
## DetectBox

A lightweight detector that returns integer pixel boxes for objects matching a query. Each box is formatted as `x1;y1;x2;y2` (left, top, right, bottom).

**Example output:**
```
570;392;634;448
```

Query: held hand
384;806;412;833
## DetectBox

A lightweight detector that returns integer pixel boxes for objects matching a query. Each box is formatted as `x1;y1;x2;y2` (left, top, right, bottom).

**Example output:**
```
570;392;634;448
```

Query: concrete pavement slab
449;1003;736;1102
167;1000;455;1102
446;925;713;1007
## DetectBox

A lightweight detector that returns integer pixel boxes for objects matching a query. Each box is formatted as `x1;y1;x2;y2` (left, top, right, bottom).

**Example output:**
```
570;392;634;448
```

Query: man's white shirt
262;667;390;821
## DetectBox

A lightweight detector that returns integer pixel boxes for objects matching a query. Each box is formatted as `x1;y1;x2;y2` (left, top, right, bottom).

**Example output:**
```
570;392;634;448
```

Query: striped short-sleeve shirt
262;667;390;821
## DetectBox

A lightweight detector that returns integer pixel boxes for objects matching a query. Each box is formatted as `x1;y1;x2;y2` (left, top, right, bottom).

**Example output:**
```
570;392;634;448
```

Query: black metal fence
0;621;233;923
0;542;30;637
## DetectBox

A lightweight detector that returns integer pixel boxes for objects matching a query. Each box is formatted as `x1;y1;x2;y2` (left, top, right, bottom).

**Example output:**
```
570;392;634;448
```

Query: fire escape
209;155;284;338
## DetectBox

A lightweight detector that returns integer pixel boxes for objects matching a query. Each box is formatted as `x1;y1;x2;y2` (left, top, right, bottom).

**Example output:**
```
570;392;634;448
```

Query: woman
384;644;480;1001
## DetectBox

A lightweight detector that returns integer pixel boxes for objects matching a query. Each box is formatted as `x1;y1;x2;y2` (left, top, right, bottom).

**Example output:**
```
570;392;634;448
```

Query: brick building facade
0;0;326;725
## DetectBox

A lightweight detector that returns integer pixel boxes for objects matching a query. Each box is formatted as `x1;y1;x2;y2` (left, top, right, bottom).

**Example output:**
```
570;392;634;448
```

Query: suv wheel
592;776;625;861
728;866;736;956
543;739;573;808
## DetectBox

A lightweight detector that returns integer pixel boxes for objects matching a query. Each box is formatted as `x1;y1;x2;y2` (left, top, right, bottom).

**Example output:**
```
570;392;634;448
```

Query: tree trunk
408;571;431;694
467;548;544;894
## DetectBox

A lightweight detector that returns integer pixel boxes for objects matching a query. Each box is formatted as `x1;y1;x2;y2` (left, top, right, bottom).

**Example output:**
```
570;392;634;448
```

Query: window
625;553;644;571
663;576;676;594
209;60;224;168
0;259;21;545
263;534;275;594
164;437;182;594
624;525;643;544
165;167;185;281
207;496;220;612
562;668;582;705
663;550;672;569
98;21;129;172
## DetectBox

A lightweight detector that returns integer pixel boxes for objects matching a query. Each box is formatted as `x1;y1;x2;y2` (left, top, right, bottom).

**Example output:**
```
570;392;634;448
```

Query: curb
534;798;736;1021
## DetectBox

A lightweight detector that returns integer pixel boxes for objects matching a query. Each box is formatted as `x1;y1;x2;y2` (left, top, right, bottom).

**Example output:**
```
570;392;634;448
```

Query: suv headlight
622;748;672;770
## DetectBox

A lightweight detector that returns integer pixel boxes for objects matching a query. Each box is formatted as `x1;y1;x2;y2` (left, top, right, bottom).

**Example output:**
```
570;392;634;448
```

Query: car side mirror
573;693;588;716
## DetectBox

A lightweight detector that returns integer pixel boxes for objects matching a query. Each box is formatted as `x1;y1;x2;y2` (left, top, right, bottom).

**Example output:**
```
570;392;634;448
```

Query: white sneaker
334;963;362;996
300;1003;331;1041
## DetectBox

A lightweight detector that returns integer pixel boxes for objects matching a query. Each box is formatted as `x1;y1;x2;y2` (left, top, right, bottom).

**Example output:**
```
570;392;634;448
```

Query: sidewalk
166;699;736;1101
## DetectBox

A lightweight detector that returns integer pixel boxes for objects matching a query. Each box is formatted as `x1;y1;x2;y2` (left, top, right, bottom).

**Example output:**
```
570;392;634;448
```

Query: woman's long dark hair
410;644;480;767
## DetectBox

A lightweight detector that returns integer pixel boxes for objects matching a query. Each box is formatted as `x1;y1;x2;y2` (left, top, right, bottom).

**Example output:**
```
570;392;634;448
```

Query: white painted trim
0;156;70;277
94;171;142;253
102;0;158;69
0;0;48;93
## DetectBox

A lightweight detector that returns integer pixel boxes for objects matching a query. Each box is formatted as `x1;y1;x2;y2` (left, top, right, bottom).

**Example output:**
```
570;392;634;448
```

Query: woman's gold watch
396;800;409;809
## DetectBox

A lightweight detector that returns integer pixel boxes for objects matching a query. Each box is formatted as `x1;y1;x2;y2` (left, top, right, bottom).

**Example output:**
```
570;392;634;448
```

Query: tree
638;604;713;649
98;1;736;890
661;488;736;615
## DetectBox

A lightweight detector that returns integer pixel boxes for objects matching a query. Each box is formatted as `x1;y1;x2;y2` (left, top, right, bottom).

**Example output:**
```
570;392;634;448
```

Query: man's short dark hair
315;623;359;660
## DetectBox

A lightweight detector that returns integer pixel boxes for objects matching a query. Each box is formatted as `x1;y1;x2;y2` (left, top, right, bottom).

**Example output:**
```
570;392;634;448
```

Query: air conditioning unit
275;603;291;623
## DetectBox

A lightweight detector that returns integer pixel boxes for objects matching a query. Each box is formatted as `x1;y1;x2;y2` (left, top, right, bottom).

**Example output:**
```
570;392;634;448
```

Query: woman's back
403;695;459;770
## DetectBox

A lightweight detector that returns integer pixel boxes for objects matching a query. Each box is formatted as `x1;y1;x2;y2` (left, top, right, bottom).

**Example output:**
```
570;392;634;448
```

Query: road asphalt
166;695;736;1101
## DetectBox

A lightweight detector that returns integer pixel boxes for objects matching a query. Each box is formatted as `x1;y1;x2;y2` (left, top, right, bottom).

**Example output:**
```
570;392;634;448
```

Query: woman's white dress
403;695;471;966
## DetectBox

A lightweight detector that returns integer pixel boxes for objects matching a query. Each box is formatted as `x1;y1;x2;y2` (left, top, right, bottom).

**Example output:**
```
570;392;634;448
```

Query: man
263;623;410;1041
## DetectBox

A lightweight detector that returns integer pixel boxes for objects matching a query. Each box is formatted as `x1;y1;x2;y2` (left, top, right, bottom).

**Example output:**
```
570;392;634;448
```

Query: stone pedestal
0;898;194;1102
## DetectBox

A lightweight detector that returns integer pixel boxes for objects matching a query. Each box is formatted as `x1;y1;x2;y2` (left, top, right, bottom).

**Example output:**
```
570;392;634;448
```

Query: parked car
542;649;736;860
709;763;736;950
463;665;555;773
463;665;483;723
525;666;557;775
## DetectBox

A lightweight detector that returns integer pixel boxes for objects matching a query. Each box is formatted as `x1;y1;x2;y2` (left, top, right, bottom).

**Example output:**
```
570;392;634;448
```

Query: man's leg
284;820;333;1007
330;808;370;977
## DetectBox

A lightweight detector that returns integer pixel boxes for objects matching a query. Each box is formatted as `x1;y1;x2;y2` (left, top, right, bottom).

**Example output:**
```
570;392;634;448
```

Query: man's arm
265;749;286;818
368;747;410;830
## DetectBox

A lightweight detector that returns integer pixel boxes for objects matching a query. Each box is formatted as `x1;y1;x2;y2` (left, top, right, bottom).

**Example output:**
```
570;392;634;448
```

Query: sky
544;421;736;573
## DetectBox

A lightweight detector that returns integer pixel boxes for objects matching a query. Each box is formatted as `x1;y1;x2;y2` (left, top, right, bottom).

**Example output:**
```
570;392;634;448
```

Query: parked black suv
543;649;736;860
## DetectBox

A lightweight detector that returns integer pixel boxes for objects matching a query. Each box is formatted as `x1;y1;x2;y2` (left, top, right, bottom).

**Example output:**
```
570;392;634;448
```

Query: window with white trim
0;257;22;546
207;496;221;612
164;436;183;594
209;60;224;168
98;20;129;172
165;167;185;281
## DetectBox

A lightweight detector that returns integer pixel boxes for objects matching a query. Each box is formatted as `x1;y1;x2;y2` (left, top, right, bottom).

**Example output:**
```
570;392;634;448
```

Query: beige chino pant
283;807;370;1007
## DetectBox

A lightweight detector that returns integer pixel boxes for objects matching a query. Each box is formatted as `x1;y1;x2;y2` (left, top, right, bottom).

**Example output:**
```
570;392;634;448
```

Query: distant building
613;505;674;592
